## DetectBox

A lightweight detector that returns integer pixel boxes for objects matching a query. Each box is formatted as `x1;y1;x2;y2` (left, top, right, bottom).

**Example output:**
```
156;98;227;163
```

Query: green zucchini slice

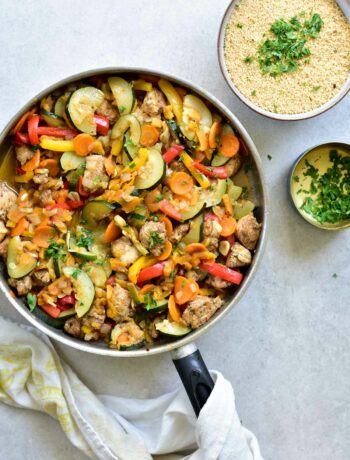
182;212;204;244
108;77;135;115
111;114;141;145
134;148;166;190
60;152;86;171
32;308;65;329
211;124;235;167
183;94;212;130
143;299;168;313
110;323;145;350
227;179;242;202
40;109;65;128
67;86;104;135
155;319;191;337
198;179;227;208
181;201;206;222
7;237;37;279
82;200;118;226
66;232;96;261
63;267;95;318
233;200;255;220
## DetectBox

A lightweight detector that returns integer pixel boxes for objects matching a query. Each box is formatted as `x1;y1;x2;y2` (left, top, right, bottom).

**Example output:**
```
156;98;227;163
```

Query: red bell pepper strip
67;199;85;209
28;115;40;145
199;262;243;285
14;132;30;144
107;275;116;285
39;304;61;318
56;295;76;311
77;176;91;197
137;263;165;284
46;203;71;211
162;144;184;164
94;115;110;136
37;127;78;138
63;180;70;189
192;162;228;179
159;200;182;221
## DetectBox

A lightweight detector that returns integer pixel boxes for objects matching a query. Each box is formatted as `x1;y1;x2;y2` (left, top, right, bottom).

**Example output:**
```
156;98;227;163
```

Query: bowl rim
289;141;350;229
217;0;350;121
0;66;269;357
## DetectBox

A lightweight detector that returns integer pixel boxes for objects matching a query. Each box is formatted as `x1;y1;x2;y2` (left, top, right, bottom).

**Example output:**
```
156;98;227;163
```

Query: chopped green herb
332;273;338;278
267;154;272;160
244;55;253;64
241;186;249;199
312;86;321;92
155;195;164;203
93;175;101;184
153;215;159;222
29;144;39;151
244;163;253;173
119;105;126;113
44;241;66;262
257;13;323;77
149;231;164;249
71;268;81;280
129;162;136;169
27;293;37;312
143;292;157;311
293;175;300;183
124;132;134;147
251;90;257;96
236;23;243;29
76;228;93;250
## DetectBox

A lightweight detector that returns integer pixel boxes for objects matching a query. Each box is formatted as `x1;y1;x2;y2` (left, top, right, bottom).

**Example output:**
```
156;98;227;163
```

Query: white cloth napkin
0;316;263;460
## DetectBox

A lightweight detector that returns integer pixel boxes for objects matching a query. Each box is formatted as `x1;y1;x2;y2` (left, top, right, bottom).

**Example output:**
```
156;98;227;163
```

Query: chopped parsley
312;86;321;92
332;273;338;278
44;240;66;262
155;195;164;202
149;231;164;249
241;186;249;199
124;132;134;148
236;23;243;29
93;175;102;184
76;228;93;250
255;13;323;77
143;292;157;311
119;105;126;113
251;90;257;96
293;175;300;183
153;215;159;222
27;293;37;312
299;149;350;224
71;268;81;280
244;163;253;173
244;55;253;64
267;154;272;160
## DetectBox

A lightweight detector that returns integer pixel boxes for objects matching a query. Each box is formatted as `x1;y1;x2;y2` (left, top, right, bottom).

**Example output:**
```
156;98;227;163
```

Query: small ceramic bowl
289;142;350;230
217;0;350;121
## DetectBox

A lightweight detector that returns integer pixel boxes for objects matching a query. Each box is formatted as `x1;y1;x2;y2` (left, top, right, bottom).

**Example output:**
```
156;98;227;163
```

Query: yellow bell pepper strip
133;79;153;92
40;136;74;152
123;148;149;173
181;152;211;189
158;79;183;123
15;171;34;183
111;137;123;156
128;255;158;284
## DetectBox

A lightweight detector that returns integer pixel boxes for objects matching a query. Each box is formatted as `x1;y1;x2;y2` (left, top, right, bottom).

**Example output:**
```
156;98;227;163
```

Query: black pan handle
172;343;214;416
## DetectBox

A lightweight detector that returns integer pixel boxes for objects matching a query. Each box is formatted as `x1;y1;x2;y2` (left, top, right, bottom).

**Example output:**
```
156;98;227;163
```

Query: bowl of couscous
218;0;350;121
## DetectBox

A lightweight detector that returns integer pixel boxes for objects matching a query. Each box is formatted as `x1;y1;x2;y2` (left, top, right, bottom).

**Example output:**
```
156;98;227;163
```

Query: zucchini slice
234;200;255;220
40;109;65;128
54;93;70;118
227;179;242;202
134;148;166;190
211;124;235;167
82;200;118;226
198;179;227;208
66;232;97;261
111;114;141;145
181;201;206;222
60;152;86;171
33;307;65;329
124;132;139;159
7;237;36;279
110;323;145;350
83;262;109;287
63;267;95;318
108;76;135;115
67;86;104;135
66;164;86;191
155;319;191;337
182;212;204;244
183;94;212;130
167;119;194;152
58;308;76;319
143;299;168;313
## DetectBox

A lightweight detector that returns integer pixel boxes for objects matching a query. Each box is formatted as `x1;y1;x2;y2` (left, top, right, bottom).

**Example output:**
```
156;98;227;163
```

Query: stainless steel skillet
0;68;269;415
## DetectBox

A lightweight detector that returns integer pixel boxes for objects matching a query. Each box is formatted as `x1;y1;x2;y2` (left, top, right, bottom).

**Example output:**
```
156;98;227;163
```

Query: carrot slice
168;294;181;322
12;108;36;134
73;133;96;156
7;208;25;223
169;172;194;195
219;134;240;158
158;240;172;261
174;276;199;305
185;243;207;254
140;125;159;147
104;220;121;243
11;217;28;236
220;215;237;237
39;159;60;177
33;225;55;248
145;188;162;212
209;121;221;149
159;215;173;237
22;149;40;172
139;284;155;296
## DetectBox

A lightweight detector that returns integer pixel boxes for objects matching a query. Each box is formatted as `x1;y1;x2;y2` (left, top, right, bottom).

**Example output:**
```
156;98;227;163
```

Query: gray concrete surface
0;0;349;459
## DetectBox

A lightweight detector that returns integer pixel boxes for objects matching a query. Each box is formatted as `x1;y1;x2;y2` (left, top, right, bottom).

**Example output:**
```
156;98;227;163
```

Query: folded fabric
0;316;263;460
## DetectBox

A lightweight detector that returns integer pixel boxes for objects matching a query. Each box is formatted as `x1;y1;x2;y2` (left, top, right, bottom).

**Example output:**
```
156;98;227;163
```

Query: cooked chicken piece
8;276;32;296
139;220;167;256
96;99;119;123
82;155;109;192
39;177;64;191
82;291;106;333
206;275;231;289
32;269;51;286
33;169;49;185
38;189;54;207
0;237;9;258
170;223;190;245
110;321;145;349
64;317;82;338
15;145;35;166
139;89;166;118
184;269;204;282
111;236;140;267
202;219;222;252
181;295;223;329
0;221;8;243
0;182;17;221
107;283;131;322
147;316;164;339
226;242;252;268
235;214;261;250
225;155;242;177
